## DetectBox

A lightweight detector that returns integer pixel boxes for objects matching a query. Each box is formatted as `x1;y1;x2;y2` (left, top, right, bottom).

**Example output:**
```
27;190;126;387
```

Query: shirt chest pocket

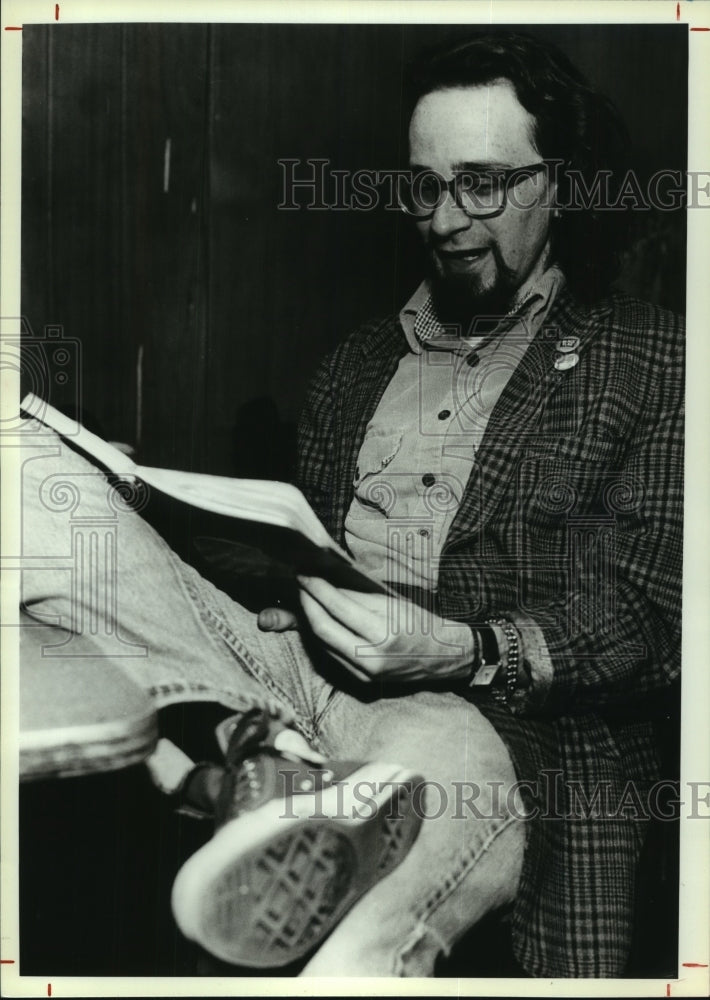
354;427;404;484
353;428;403;513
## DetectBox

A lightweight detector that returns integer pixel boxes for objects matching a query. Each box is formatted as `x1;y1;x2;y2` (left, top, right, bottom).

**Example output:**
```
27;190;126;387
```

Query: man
21;32;683;977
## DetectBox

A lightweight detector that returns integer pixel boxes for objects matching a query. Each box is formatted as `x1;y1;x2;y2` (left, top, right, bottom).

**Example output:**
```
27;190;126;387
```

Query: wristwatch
467;618;521;705
468;623;503;688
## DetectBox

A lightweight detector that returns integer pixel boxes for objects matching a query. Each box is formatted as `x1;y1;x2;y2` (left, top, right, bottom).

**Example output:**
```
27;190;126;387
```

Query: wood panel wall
21;22;687;475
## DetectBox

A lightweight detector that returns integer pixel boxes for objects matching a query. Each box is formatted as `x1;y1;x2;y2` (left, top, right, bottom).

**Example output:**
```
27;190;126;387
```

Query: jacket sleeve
509;319;684;717
295;350;338;535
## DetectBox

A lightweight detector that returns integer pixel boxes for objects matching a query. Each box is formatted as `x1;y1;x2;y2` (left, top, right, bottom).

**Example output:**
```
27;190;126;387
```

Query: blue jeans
19;421;525;976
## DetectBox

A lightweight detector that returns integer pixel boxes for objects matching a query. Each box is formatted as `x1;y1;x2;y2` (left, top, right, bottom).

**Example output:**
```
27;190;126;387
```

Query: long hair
404;32;634;302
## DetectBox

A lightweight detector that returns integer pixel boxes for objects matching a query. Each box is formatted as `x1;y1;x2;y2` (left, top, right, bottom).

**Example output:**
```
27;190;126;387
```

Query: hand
297;575;475;685
257;607;298;632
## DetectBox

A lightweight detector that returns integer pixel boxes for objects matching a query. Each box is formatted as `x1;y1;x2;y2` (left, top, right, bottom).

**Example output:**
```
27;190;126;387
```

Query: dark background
21;22;687;477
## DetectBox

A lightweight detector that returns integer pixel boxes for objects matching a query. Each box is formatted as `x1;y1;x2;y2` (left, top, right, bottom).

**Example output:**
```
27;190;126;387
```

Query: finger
298;576;411;623
322;645;373;684
257;607;298;632
297;576;382;642
298;575;375;609
299;590;375;681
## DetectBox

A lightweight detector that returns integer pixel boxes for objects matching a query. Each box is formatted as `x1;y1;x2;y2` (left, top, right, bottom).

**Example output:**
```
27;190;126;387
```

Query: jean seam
313;684;345;731
392;812;519;976
393;920;448;977
414;811;519;923
203;607;303;728
175;560;298;727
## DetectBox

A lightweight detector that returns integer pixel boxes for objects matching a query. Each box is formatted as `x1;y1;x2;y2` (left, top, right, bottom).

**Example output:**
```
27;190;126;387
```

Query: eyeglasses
397;162;549;220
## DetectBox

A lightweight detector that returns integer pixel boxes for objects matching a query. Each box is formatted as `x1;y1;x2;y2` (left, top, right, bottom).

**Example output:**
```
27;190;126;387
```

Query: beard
426;246;522;336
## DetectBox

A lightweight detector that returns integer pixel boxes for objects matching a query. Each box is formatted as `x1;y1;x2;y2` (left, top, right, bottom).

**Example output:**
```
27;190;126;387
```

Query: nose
427;191;474;239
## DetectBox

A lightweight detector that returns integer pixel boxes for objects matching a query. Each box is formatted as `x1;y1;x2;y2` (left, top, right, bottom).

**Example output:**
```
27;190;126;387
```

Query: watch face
469;662;501;687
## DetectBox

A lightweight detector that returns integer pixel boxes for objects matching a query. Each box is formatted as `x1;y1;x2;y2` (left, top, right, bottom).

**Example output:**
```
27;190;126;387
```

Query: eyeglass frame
397;161;552;221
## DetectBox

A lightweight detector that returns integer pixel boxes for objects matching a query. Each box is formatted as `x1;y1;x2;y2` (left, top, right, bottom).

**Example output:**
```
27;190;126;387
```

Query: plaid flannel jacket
296;286;684;977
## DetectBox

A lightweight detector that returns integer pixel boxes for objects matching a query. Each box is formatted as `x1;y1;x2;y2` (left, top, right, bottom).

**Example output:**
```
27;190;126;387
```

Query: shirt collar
399;264;566;355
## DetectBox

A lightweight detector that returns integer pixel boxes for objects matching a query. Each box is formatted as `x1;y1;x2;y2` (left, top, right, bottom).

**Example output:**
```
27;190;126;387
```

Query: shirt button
422;473;436;487
438;409;451;420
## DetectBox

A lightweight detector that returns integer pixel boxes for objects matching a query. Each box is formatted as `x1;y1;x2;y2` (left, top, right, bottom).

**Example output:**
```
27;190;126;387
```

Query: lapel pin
555;336;580;353
554;351;579;372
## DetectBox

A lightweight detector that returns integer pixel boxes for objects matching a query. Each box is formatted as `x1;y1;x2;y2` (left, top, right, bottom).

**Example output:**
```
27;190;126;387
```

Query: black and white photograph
2;0;709;993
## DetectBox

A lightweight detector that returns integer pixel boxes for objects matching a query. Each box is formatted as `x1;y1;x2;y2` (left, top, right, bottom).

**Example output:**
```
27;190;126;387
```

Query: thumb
258;607;299;632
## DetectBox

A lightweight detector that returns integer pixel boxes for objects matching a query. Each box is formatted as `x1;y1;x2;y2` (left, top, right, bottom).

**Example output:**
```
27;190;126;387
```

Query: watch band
467;624;502;688
466;618;522;707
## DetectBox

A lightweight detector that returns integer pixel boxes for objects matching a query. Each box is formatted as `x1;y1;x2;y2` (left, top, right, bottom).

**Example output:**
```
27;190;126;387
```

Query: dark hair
404;31;634;301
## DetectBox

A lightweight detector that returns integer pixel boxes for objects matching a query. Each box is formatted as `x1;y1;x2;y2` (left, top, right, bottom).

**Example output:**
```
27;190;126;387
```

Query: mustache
426;240;517;284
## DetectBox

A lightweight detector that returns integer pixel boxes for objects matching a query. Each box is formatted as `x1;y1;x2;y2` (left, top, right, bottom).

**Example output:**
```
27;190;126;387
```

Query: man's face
408;80;556;323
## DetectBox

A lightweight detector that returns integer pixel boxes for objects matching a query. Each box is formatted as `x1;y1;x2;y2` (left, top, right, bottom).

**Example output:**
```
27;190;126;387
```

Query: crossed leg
19;422;525;977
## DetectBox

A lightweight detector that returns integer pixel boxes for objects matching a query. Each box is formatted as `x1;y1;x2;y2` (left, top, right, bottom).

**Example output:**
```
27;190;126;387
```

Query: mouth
435;247;490;267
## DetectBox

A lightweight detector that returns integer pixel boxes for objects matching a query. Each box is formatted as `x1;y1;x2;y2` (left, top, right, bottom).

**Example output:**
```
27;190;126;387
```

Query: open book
20;393;388;595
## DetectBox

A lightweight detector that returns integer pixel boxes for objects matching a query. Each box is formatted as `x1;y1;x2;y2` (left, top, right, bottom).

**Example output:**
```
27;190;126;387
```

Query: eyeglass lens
399;164;546;218
400;172;504;217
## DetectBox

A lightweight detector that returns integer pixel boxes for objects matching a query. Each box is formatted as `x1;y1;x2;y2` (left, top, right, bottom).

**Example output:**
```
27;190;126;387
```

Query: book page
20;393;138;477
137;467;334;549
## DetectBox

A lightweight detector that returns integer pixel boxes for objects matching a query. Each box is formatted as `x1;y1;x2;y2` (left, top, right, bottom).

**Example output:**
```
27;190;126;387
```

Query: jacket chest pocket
516;438;627;529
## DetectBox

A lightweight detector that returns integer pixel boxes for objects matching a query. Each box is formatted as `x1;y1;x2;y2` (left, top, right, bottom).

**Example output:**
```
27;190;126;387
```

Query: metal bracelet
485;616;520;705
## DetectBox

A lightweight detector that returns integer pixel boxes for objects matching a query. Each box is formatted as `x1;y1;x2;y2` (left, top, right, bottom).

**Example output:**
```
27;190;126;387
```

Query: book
20;393;389;595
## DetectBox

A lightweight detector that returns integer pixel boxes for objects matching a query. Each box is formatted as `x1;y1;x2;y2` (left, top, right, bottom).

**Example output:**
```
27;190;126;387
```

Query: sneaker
171;708;423;968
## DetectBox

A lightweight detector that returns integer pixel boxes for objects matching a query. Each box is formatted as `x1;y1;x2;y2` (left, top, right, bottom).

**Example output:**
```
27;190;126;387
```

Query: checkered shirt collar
399;265;566;355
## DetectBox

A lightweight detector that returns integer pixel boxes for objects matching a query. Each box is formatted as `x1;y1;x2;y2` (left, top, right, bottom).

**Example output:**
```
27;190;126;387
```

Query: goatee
427;250;521;337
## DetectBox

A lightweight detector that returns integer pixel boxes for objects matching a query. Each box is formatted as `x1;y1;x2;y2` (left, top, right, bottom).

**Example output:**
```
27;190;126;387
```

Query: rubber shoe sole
171;761;423;967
